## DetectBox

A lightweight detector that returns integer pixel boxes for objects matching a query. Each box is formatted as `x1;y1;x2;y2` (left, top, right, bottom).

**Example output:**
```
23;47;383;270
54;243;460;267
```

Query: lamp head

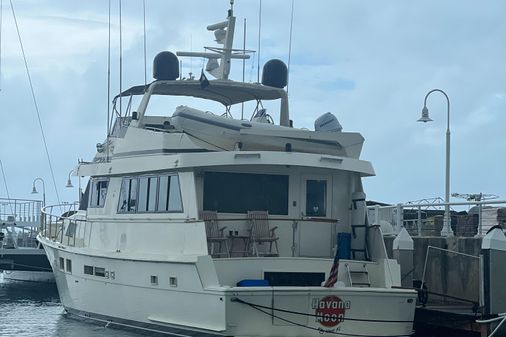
66;179;74;188
417;106;433;123
31;185;38;194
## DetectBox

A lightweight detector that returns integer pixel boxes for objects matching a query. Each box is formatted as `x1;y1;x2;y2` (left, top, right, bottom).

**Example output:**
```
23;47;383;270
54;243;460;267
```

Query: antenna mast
257;0;262;83
177;0;250;80
0;0;3;91
287;0;294;94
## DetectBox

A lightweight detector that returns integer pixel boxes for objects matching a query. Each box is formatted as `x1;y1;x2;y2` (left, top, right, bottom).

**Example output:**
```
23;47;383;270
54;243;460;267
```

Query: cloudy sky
0;0;505;206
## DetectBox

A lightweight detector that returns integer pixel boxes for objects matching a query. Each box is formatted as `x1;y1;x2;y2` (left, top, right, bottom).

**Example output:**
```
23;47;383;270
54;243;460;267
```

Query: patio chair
247;211;279;257
200;210;230;258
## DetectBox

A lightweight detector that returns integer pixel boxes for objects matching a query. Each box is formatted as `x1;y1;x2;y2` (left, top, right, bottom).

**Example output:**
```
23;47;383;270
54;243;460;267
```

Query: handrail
40;203;82;247
41;205;341;255
196;216;339;223
400;200;506;208
368;199;506;236
0;197;42;203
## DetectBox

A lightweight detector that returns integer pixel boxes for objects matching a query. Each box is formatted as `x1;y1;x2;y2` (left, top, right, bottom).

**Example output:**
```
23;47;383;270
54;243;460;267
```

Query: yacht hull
42;242;416;337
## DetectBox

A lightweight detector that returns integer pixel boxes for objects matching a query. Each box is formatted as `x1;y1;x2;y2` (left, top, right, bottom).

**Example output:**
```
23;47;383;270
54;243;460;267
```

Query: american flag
323;249;339;288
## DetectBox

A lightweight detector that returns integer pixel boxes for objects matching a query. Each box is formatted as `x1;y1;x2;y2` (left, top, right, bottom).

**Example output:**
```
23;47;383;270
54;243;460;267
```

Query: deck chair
200;210;230;258
247;211;279;257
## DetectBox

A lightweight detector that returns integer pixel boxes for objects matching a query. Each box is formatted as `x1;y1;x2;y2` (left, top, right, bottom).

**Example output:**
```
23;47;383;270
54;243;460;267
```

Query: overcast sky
0;0;505;206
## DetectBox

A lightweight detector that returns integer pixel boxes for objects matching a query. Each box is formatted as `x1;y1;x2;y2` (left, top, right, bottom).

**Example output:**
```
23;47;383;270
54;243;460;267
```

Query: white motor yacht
38;3;416;336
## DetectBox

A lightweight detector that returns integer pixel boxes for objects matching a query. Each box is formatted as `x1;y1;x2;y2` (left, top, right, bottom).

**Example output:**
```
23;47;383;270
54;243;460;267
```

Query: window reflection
305;180;327;217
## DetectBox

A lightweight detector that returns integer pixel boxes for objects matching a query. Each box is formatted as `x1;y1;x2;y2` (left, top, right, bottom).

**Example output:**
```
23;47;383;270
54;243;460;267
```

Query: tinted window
167;175;183;212
203;172;288;215
118;178;138;213
138;177;158;212
90;179;109;208
305;180;327;217
79;181;90;211
94;267;106;277
158;175;183;212
157;176;169;211
119;174;182;214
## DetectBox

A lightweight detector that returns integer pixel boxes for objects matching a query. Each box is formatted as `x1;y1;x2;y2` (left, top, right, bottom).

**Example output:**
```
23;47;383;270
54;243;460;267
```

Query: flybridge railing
368;200;506;237
0;197;42;225
40;203;82;247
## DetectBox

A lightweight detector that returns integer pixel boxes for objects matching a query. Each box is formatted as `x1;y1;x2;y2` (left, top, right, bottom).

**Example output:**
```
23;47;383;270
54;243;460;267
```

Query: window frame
88;178;110;208
94;267;106;277
305;179;328;217
156;173;184;213
137;175;160;214
84;265;94;275
117;173;183;214
117;177;139;214
300;175;332;218
202;171;289;215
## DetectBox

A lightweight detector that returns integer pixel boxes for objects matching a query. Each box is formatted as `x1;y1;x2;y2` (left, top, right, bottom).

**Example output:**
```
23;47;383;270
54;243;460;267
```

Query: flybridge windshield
113;80;286;122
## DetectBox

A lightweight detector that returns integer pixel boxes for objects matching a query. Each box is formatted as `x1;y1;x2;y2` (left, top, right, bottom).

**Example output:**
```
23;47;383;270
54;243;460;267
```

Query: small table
228;235;250;257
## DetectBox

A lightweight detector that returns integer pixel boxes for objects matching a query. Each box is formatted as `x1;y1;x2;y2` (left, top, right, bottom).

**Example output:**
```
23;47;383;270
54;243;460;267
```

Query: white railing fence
0;197;42;224
368;200;506;237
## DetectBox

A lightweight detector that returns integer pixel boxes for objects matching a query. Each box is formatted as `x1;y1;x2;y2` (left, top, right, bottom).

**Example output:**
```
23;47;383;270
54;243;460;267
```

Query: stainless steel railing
368;200;506;236
40;202;82;246
0;197;42;225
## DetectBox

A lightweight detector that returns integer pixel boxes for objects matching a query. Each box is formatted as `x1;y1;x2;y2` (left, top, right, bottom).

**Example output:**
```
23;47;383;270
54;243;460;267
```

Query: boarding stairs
345;262;371;287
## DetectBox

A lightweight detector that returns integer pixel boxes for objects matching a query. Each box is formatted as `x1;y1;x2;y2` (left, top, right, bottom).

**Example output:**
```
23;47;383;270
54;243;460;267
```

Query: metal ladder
345;263;371;287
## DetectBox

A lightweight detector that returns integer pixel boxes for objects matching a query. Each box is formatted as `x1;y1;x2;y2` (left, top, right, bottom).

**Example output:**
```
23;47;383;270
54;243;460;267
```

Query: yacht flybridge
38;3;416;337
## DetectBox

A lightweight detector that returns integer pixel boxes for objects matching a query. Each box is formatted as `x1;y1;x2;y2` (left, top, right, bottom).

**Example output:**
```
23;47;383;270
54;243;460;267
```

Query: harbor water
0;275;142;337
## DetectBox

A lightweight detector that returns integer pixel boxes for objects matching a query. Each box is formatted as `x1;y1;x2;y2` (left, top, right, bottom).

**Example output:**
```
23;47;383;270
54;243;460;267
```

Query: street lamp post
66;169;82;204
418;88;454;237
31;177;46;208
66;170;74;188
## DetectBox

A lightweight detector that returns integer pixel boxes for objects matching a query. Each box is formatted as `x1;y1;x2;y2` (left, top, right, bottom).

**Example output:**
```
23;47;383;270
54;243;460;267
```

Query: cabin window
118;178;138;213
203;172;289;215
118;174;182;214
89;179;109;208
305;180;327;217
94;267;106;277
79;181;90;211
157;174;183;212
138;176;158;213
59;257;65;271
84;265;94;275
66;259;72;273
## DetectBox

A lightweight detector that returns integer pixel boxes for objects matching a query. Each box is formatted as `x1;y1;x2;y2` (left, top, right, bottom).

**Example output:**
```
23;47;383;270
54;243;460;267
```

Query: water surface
0;276;142;337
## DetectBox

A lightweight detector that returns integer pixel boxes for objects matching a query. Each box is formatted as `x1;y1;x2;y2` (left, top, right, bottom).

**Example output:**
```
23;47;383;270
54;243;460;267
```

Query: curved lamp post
66;169;74;188
418;89;454;236
66;169;82;204
32;177;46;208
